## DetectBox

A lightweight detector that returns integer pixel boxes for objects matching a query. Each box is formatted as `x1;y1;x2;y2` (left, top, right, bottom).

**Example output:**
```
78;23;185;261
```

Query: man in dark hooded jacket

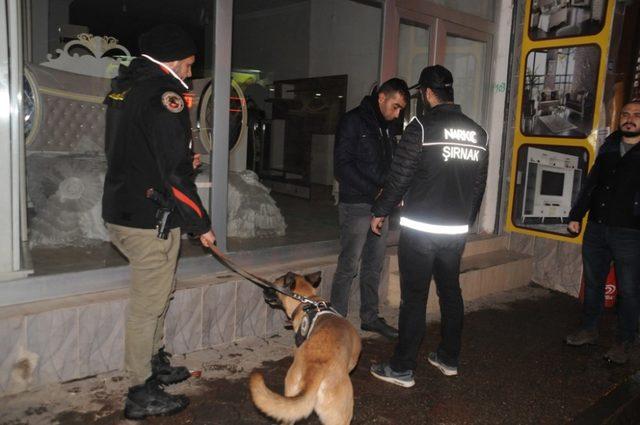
102;24;215;419
565;101;640;365
331;78;409;339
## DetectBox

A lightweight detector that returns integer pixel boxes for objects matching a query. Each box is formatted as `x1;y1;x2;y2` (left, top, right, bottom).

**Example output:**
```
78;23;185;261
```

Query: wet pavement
2;285;639;425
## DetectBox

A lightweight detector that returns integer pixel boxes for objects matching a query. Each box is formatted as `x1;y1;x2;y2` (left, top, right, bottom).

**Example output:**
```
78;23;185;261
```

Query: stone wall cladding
0;259;382;395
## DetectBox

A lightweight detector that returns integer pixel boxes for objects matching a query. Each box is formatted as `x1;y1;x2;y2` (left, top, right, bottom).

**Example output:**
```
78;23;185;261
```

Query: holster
146;188;175;239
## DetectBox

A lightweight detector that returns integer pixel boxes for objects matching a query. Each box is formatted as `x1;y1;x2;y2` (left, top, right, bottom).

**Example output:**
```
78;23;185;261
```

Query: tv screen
540;170;565;196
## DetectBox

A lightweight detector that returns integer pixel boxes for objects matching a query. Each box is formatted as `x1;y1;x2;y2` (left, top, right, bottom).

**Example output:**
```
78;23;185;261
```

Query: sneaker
604;341;633;365
427;352;458;376
565;328;599;346
370;362;415;388
124;377;189;420
361;318;399;340
152;347;191;385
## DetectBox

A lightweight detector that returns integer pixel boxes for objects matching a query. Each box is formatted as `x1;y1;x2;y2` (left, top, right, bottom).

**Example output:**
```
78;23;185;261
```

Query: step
386;234;509;274
462;234;509;257
385;249;533;312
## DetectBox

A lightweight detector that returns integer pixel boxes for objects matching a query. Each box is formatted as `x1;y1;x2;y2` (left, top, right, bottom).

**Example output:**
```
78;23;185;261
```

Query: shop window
22;0;215;274
520;45;600;139
227;0;383;251
510;144;589;236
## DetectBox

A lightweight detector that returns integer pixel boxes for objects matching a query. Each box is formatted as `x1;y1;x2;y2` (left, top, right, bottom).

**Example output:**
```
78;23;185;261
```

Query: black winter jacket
372;104;488;233
569;131;640;230
102;57;211;235
334;96;398;204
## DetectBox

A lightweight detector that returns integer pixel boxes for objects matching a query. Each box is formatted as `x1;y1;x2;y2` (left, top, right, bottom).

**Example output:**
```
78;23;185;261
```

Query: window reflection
23;0;215;274
228;0;383;251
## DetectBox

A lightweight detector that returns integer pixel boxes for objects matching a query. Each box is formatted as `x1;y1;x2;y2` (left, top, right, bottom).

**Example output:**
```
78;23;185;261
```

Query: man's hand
192;153;202;169
200;230;216;248
370;216;385;236
567;221;581;235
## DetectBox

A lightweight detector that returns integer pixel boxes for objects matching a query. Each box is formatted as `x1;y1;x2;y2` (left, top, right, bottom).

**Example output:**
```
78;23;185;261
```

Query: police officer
102;24;215;419
369;65;488;387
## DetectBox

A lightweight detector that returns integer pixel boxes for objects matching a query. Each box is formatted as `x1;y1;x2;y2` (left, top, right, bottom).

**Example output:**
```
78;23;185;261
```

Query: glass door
382;5;492;128
441;23;492;126
397;17;433;120
381;4;494;234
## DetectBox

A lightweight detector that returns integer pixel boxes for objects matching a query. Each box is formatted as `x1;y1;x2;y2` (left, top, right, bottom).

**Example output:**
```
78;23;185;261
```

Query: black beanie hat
408;65;454;90
138;24;196;62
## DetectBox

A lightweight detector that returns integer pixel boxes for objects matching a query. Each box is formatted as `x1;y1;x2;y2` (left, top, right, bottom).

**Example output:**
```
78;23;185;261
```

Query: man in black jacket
331;78;409;339
102;25;215;419
565;101;640;364
369;65;488;387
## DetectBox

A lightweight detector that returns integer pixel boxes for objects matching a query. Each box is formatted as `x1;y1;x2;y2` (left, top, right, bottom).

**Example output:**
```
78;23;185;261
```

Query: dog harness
294;302;340;347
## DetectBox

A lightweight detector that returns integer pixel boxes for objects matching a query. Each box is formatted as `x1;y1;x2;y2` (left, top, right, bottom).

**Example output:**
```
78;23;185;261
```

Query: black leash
207;245;323;307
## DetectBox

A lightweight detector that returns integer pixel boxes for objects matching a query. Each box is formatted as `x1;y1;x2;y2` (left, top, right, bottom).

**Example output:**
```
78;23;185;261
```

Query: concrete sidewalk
1;284;639;425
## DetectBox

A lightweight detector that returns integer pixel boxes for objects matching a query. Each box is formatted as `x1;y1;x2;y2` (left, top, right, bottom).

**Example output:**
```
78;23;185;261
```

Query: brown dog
249;271;361;425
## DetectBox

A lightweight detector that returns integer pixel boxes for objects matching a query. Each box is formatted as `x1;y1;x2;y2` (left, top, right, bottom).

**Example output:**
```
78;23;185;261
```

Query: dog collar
294;303;338;347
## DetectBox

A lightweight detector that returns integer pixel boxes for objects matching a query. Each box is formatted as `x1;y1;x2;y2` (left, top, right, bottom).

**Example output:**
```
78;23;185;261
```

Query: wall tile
78;300;126;377
26;308;78;385
266;307;288;337
552;242;582;296
165;288;202;355
532;237;582;296
236;280;266;339
202;282;236;347
0;316;26;392
532;237;559;285
509;232;535;256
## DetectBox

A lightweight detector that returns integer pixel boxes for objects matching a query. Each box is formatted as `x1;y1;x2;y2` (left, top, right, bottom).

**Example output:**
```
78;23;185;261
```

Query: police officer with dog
102;24;215;419
369;65;488;387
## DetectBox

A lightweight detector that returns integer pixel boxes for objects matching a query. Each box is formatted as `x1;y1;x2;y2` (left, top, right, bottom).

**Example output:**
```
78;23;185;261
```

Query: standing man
331;78;409;339
565;101;640;364
102;24;216;419
369;65;488;387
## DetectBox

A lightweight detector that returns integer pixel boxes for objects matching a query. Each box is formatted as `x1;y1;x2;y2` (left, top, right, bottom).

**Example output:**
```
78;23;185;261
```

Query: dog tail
249;370;322;422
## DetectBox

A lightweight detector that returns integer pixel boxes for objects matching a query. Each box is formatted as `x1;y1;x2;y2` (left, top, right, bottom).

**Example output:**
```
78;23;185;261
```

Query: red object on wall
578;264;617;309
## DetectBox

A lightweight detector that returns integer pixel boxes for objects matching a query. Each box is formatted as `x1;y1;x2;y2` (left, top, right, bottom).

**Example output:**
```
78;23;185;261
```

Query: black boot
124;377;189;420
152;347;192;385
361;317;399;340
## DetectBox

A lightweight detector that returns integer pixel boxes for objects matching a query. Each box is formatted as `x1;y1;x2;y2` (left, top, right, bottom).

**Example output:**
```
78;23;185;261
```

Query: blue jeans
581;222;640;343
330;203;388;324
391;228;466;371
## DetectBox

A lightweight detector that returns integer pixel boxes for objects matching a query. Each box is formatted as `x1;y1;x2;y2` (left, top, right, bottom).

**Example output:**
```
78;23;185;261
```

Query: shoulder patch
161;91;184;113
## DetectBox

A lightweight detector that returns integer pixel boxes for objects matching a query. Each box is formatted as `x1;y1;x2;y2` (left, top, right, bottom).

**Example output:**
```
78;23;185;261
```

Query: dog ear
304;271;322;288
284;272;297;289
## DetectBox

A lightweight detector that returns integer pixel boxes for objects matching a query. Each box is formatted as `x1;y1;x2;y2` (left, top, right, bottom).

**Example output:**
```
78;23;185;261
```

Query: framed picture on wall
520;44;600;138
528;0;608;41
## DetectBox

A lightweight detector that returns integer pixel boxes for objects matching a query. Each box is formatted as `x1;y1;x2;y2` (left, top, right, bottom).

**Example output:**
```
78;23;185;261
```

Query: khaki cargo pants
107;223;181;385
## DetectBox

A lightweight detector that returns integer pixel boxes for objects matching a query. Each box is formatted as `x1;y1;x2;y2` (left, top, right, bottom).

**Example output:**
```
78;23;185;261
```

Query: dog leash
207;244;324;307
